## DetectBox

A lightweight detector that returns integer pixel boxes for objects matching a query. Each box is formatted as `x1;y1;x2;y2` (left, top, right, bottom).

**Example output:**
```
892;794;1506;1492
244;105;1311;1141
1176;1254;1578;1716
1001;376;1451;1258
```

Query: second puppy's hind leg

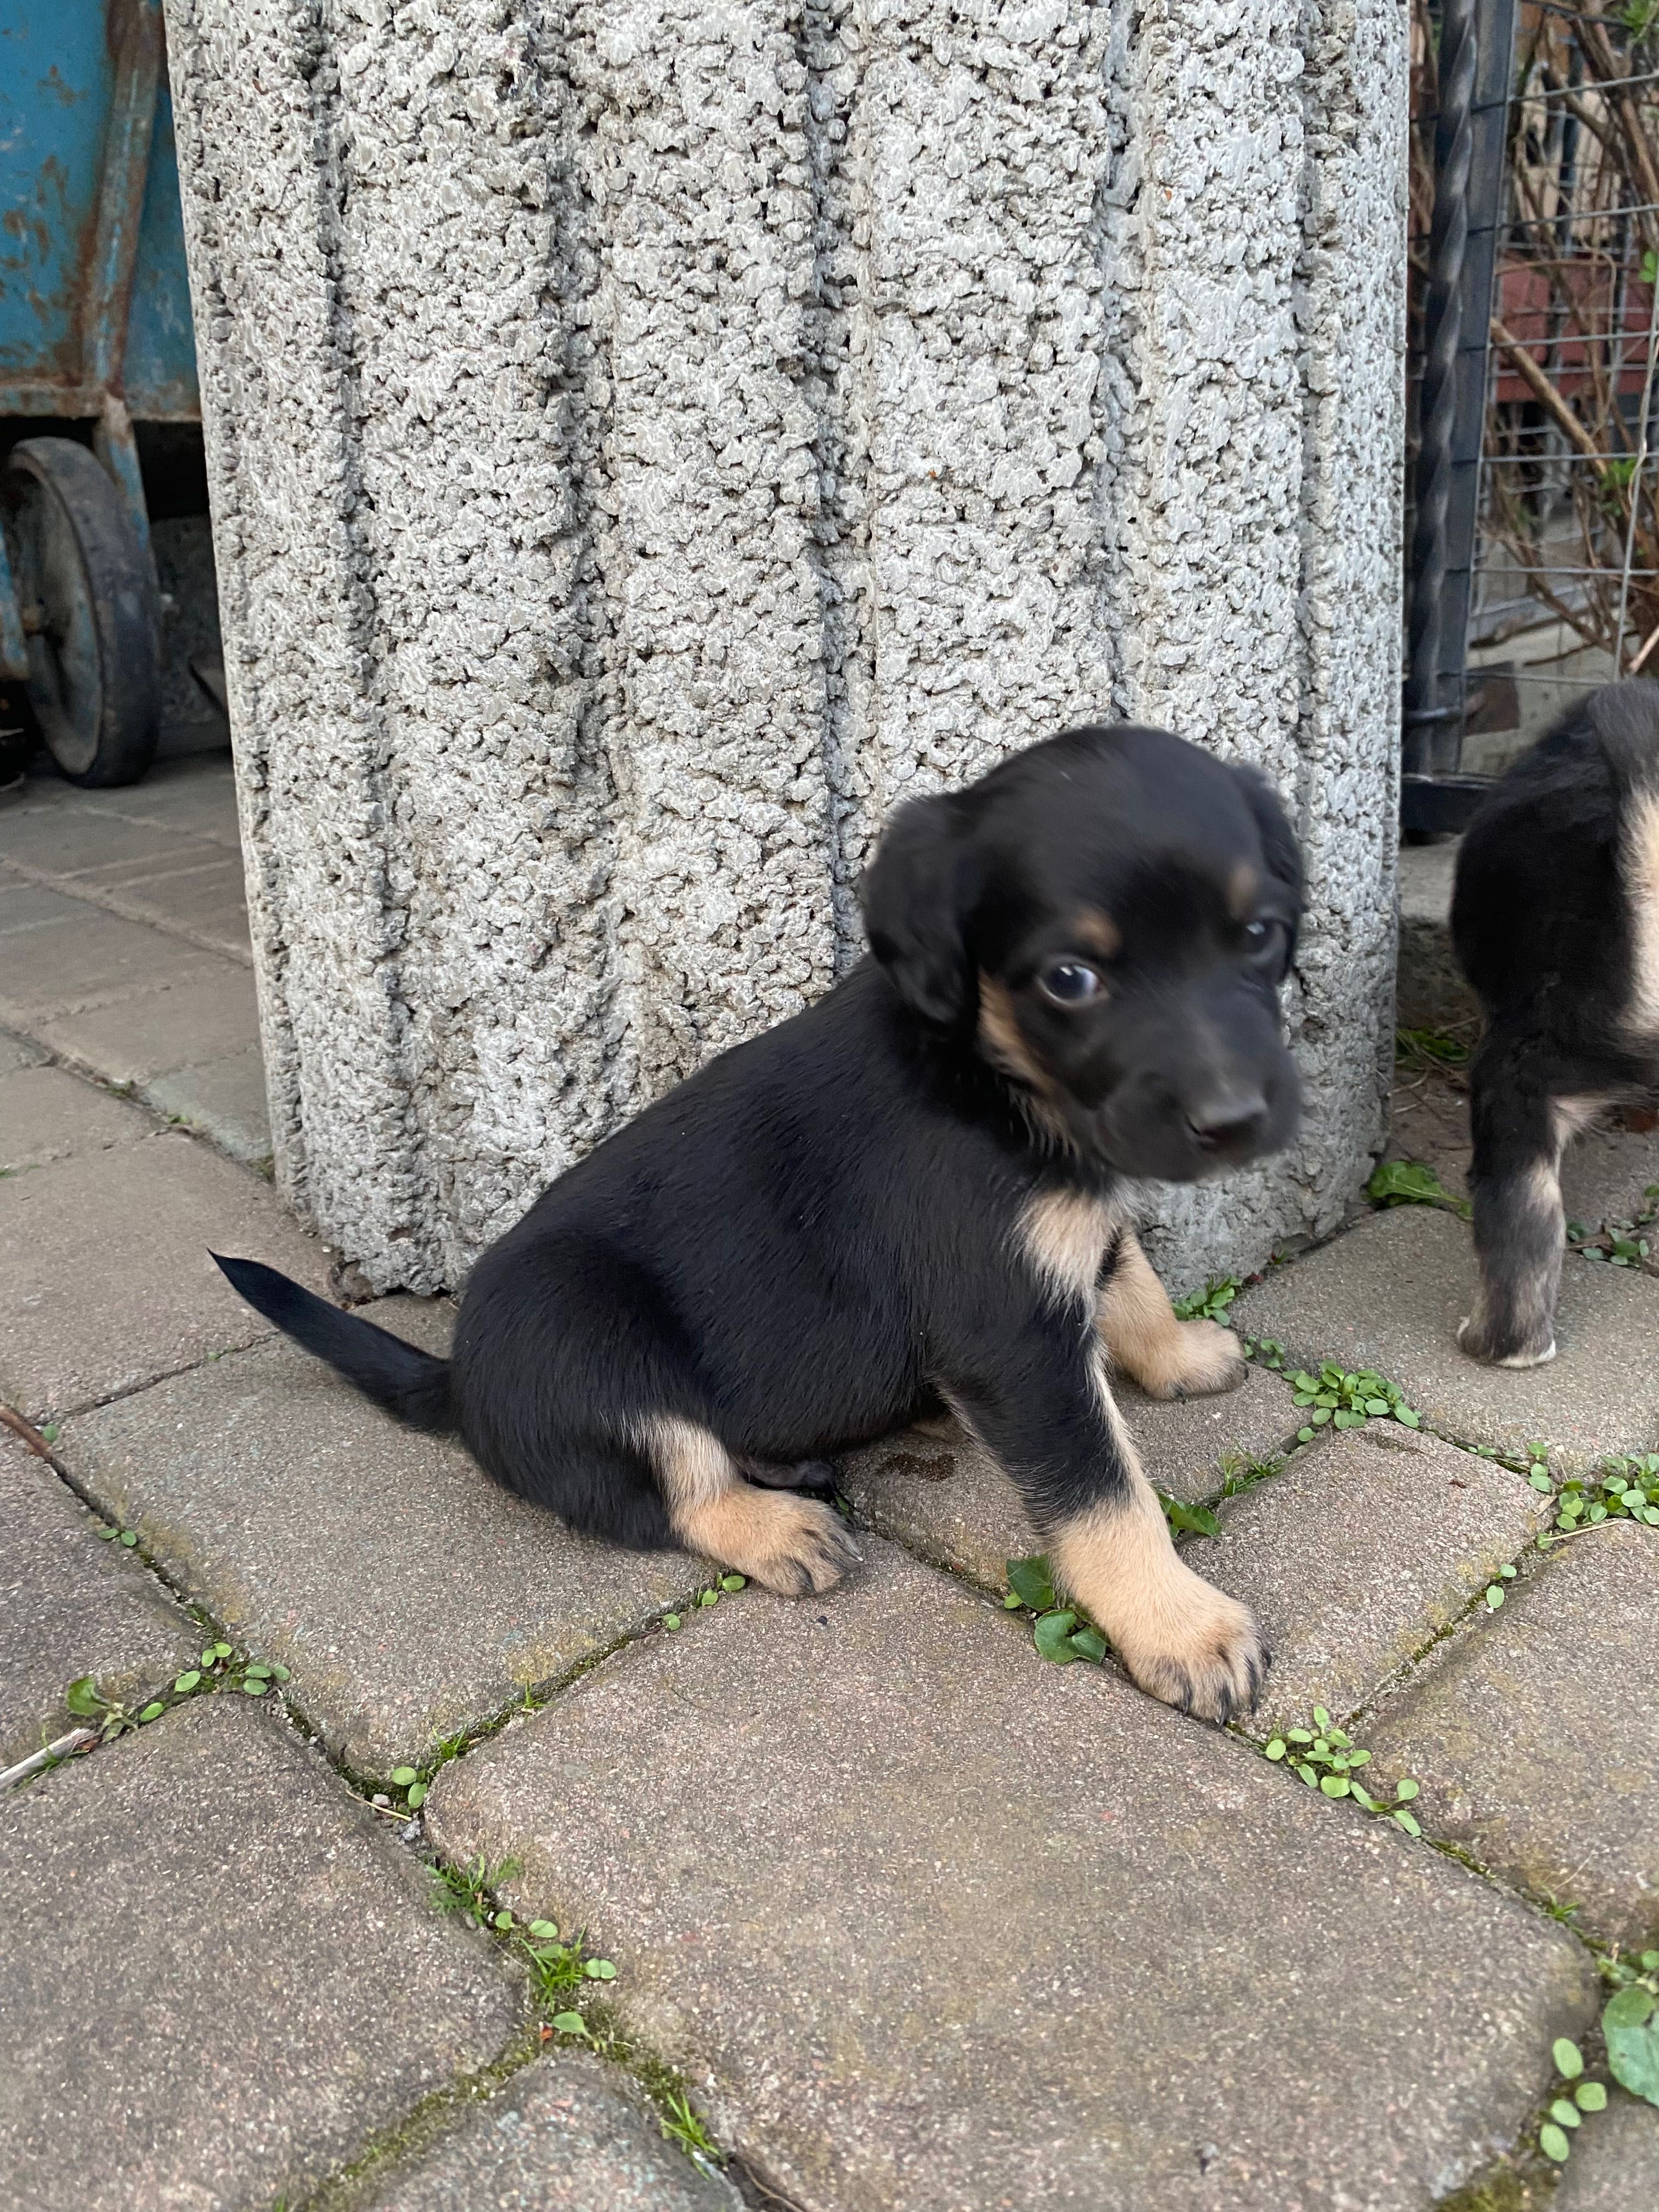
1459;1047;1568;1368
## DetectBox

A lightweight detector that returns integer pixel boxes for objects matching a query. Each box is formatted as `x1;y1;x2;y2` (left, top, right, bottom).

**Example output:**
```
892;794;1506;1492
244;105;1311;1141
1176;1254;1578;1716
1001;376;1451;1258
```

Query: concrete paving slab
426;1537;1596;2212
351;2052;742;2212
0;1437;197;1765
841;1367;1300;1589
36;962;259;1085
82;762;241;840
0;1027;42;1076
1204;1424;1549;1729
145;1047;271;1164
0;1064;150;1172
1232;1207;1659;1471
60;1303;693;1774
1367;1521;1659;1948
0;1130;333;1418
0;1697;521;2212
0;876;88;931
82;854;251;958
69;836;229;887
0;900;225;1025
1553;2090;1659;2210
0;808;210;879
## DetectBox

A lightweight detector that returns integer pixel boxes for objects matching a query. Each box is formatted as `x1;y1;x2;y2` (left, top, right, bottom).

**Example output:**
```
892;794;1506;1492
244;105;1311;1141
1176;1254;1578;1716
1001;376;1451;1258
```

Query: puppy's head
860;725;1302;1181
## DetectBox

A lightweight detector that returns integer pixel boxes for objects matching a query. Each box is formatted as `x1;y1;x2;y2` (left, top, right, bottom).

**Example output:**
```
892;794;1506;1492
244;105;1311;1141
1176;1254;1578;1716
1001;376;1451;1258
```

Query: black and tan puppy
1453;682;1659;1367
217;724;1303;1722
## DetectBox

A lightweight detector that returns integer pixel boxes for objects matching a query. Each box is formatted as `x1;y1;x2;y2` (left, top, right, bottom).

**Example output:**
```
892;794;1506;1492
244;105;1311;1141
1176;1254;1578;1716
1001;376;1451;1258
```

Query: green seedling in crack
1366;1158;1472;1220
1600;1950;1659;2109
1279;1362;1421;1442
1005;1538;1219;1669
1262;1709;1424;1833
1537;2036;1611;2165
1171;1276;1242;1323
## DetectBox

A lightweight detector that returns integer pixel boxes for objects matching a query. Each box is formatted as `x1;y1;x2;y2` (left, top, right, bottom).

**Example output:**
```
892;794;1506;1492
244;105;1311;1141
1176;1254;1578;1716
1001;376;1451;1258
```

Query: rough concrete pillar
165;0;1406;1295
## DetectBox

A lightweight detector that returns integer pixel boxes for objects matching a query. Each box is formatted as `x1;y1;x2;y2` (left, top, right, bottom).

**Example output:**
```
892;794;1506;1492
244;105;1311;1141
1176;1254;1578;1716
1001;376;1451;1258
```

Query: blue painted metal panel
0;8;113;391
123;81;198;418
0;4;199;420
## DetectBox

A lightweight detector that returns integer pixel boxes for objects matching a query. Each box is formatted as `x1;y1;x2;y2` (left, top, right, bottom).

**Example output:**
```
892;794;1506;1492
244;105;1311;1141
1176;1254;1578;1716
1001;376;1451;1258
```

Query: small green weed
1004;1556;1109;1664
658;2087;724;2169
1536;2036;1613;2167
1395;1025;1471;1074
431;1853;517;1927
1367;1158;1472;1220
1482;1564;1518;1610
1281;1362;1420;1442
1536;1456;1659;1543
1568;1183;1659;1266
1172;1276;1241;1323
63;1642;289;1745
1262;1709;1424;1834
1600;1950;1659;2108
1214;1448;1284;1500
429;1859;617;2023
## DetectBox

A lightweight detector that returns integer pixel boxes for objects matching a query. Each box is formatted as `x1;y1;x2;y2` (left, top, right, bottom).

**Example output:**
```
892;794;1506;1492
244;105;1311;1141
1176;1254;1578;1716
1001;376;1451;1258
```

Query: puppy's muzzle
1184;1086;1269;1160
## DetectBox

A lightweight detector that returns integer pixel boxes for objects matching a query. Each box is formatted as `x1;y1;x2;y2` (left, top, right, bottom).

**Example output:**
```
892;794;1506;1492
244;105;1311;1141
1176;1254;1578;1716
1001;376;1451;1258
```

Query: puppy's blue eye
1039;961;1102;1007
1244;919;1285;966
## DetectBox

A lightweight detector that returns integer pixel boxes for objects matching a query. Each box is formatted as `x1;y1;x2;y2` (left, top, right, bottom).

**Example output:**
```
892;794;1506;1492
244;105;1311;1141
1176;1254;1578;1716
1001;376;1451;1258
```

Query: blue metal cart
1;0;201;785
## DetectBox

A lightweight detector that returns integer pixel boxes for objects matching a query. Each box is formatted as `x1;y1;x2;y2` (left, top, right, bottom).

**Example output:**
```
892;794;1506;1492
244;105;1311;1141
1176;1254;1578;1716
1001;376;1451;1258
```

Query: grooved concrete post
165;0;1407;1295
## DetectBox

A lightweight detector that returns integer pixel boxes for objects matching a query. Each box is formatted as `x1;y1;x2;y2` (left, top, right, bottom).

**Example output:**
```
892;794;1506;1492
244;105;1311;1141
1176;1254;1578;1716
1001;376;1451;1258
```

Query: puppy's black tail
212;1253;453;1431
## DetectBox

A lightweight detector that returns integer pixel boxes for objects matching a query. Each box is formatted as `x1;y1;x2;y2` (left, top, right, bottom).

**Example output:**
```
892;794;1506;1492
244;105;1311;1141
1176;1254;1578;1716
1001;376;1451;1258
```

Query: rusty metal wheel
1;437;160;787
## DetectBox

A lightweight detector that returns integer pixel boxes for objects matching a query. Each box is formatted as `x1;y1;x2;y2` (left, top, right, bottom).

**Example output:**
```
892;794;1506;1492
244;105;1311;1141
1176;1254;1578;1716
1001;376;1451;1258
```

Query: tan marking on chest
1018;1187;1121;1307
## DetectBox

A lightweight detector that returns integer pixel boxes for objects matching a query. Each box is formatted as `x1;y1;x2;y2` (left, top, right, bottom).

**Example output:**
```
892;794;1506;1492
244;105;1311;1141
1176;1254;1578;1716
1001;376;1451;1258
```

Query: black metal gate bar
1402;0;1520;834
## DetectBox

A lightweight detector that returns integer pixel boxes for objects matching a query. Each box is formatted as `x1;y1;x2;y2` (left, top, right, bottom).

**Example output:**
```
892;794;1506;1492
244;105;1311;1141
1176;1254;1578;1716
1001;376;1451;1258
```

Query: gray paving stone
0;808;207;879
0;1437;196;1765
426;1537;1596;2212
0;1063;150;1172
841;1367;1300;1589
0;877;90;940
60;1302;693;1774
1233;1207;1659;1471
0;1129;334;1417
36;961;260;1085
79;854;250;958
352;2052;741;2212
1367;1521;1659;1948
144;1047;271;1163
0;899;225;1024
0;1027;43;1075
67;834;229;886
1204;1423;1549;1730
1553;2089;1659;2210
0;1696;520;2212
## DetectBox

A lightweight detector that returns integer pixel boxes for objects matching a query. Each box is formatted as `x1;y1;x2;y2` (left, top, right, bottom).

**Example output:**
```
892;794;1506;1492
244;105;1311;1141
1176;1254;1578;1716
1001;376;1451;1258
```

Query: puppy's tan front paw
1051;1500;1267;1725
1132;1318;1248;1401
1109;1562;1268;1724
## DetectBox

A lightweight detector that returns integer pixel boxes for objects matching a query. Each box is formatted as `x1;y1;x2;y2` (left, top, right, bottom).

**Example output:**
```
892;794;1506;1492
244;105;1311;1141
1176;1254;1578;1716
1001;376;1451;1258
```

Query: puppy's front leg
953;1331;1267;1723
1097;1232;1245;1399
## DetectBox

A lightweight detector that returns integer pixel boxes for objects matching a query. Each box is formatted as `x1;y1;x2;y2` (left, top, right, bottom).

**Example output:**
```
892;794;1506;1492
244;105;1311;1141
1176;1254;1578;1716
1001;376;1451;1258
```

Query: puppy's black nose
1186;1092;1268;1154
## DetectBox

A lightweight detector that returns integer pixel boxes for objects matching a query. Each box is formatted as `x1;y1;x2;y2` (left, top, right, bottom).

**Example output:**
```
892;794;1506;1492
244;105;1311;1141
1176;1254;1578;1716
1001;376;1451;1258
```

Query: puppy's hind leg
645;1418;861;1595
1458;1046;1567;1368
1097;1232;1246;1400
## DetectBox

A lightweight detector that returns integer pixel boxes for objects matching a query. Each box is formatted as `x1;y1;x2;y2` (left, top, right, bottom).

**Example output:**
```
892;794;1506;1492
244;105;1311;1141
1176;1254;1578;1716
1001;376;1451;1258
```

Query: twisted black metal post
1402;0;1519;832
1405;0;1478;771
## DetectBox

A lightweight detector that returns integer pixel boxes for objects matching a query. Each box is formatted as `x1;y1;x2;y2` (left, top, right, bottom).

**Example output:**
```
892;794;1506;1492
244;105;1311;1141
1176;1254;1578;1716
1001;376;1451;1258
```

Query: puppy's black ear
859;793;978;1026
1231;761;1304;958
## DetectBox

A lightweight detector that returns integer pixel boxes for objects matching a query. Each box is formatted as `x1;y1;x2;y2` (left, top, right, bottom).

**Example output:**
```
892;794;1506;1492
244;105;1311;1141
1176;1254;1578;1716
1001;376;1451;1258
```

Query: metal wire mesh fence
1406;0;1659;820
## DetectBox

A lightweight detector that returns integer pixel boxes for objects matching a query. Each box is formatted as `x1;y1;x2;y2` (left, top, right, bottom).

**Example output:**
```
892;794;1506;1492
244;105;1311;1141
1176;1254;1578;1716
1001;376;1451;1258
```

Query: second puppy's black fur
1453;681;1659;1365
219;724;1303;1723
